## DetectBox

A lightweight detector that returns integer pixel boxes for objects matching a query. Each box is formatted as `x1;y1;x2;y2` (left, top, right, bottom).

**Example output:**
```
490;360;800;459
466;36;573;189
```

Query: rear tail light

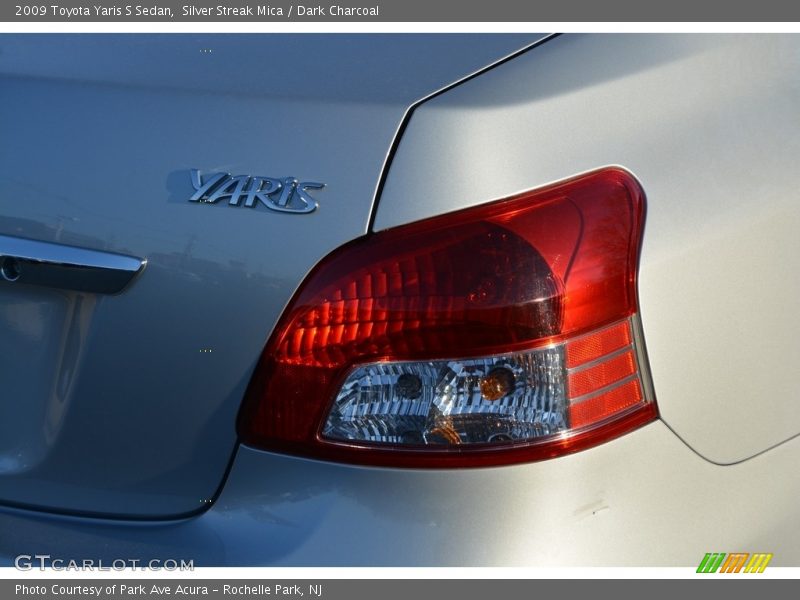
238;167;656;467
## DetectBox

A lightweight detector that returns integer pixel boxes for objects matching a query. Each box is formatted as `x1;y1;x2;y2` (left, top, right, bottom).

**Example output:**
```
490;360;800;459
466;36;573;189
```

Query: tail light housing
238;167;656;467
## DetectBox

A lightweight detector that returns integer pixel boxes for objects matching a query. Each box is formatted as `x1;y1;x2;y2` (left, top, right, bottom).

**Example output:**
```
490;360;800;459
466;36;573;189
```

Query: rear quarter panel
376;33;800;464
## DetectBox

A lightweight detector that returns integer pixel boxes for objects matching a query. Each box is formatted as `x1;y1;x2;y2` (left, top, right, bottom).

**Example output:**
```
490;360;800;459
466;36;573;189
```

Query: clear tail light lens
238;167;656;467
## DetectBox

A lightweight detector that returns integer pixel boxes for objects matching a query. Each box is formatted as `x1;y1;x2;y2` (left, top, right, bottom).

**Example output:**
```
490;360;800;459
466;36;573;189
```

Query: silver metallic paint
2;422;799;566
0;34;540;517
377;33;800;464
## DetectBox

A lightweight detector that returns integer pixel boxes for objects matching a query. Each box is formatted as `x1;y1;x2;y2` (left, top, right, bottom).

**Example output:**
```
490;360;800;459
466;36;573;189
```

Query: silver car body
1;33;798;566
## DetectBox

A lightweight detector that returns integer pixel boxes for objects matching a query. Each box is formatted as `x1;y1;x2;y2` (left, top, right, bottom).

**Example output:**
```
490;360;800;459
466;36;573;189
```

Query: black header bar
4;0;800;22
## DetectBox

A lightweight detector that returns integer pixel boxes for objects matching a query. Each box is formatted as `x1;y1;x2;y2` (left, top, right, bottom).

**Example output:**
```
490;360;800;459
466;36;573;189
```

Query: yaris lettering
189;169;325;214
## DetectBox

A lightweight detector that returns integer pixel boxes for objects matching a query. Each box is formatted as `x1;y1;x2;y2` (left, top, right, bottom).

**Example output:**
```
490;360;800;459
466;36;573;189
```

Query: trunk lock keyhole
1;257;21;282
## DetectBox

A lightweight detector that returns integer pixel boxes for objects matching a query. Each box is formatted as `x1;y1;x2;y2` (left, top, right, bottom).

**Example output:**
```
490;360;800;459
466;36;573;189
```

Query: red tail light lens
238;168;656;467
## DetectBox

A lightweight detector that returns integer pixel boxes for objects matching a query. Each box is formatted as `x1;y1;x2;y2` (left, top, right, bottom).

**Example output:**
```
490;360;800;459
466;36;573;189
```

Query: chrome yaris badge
189;169;324;214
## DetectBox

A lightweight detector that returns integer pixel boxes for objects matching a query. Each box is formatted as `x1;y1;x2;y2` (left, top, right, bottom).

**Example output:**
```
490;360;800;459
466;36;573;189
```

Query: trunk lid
0;34;539;517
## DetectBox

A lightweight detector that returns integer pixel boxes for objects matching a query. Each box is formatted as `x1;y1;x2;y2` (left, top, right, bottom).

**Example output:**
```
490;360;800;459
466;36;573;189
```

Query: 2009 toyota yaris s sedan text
1;33;799;566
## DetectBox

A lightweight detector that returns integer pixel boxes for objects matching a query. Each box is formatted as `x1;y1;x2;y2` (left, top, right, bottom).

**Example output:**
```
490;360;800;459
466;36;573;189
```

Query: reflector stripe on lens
566;319;646;428
565;320;632;369
569;377;644;429
567;348;637;398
